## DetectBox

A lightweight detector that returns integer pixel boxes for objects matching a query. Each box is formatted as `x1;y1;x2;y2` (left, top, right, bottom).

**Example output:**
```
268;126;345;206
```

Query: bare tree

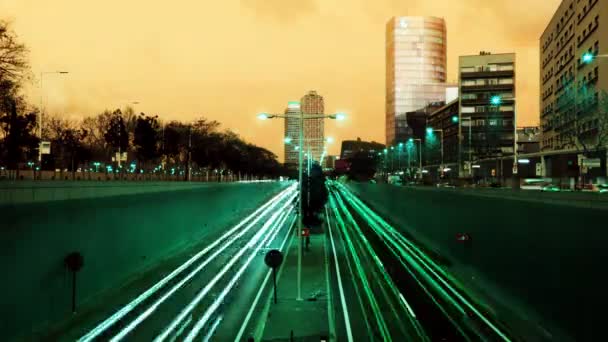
0;20;29;84
558;83;608;157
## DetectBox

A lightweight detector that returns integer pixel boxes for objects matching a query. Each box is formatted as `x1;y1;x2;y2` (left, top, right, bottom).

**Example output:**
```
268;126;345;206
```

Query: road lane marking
78;185;296;342
326;206;354;342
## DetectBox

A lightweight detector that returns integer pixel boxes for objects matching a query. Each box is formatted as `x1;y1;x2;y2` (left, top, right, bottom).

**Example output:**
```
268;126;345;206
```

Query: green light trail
333;182;512;342
328;194;392;341
329;188;429;341
331;184;470;339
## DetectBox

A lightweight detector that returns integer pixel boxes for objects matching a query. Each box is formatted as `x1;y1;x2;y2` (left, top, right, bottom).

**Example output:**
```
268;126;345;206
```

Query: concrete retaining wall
0;182;287;340
347;183;607;341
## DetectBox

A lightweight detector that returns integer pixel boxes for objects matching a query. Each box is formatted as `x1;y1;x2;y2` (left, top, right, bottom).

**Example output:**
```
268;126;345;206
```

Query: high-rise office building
459;52;516;160
540;0;606;152
386;16;447;145
284;101;301;167
301;90;325;162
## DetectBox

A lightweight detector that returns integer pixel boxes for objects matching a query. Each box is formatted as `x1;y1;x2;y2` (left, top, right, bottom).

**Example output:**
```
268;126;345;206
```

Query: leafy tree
103;109;128;163
0;97;39;170
81;110;113;161
58;128;90;172
134;113;160;168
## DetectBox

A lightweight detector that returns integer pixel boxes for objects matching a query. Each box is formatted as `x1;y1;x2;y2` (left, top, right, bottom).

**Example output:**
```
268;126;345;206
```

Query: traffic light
490;95;502;106
426;127;434;135
451;116;459;123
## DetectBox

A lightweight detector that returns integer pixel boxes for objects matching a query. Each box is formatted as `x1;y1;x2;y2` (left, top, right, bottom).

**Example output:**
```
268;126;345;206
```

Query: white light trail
79;184;296;342
183;202;293;341
154;196;295;342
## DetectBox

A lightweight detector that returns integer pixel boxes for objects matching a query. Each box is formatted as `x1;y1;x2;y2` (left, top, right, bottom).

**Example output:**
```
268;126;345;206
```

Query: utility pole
188;125;192;182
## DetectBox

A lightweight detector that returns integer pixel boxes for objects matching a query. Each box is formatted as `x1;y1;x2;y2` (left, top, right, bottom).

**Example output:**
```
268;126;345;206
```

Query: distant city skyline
1;0;561;161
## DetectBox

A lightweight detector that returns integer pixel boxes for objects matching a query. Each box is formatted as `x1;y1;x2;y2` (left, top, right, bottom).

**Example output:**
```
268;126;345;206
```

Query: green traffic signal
452;116;459;123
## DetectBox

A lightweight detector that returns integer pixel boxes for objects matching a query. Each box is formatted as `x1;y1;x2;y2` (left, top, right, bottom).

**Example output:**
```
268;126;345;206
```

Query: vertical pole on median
297;109;304;301
273;268;277;304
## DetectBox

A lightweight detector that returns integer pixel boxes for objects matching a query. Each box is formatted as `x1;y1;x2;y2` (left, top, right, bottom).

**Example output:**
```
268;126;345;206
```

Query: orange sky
1;0;561;160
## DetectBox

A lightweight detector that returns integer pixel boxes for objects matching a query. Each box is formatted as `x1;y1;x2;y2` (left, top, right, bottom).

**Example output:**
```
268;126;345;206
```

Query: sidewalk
260;233;330;342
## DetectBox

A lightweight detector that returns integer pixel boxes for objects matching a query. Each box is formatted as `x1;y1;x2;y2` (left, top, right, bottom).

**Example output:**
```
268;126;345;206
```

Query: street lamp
582;52;594;64
257;109;346;301
408;138;423;179
38;70;69;163
426;127;444;177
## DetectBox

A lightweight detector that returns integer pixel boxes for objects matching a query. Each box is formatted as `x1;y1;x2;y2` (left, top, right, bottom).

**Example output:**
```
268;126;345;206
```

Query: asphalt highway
71;184;297;341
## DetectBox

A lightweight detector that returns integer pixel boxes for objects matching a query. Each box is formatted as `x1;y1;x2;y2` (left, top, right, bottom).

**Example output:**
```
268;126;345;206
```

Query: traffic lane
39;205;278;342
325;206;379;341
332;185;476;341
347;183;591;340
3;182;289;342
210;214;296;341
118;204;295;341
63;187;297;341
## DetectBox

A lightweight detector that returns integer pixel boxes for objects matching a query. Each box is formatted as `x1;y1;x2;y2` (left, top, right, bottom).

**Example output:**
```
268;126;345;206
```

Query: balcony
460;70;514;79
461;84;514;92
461;98;515;106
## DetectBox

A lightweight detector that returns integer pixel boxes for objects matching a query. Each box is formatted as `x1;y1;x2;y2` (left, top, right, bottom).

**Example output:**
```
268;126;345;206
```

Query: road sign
512;165;518;175
264;250;284;304
40;141;51;155
535;163;543;176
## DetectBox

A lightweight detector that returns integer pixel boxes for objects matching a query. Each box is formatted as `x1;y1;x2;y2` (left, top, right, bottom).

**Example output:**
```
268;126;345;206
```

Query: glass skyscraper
386;16;447;145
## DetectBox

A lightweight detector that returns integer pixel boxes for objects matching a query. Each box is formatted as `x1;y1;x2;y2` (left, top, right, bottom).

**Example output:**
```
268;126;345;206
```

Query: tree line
0;20;282;179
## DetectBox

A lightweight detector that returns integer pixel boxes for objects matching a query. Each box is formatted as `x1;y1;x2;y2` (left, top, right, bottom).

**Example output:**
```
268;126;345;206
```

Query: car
436;182;455;188
541;184;561;192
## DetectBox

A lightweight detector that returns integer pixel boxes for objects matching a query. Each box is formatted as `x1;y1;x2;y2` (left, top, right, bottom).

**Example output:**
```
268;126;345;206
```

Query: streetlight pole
38;71;69;163
461;117;473;176
427;128;444;177
409;138;422;179
258;111;345;301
